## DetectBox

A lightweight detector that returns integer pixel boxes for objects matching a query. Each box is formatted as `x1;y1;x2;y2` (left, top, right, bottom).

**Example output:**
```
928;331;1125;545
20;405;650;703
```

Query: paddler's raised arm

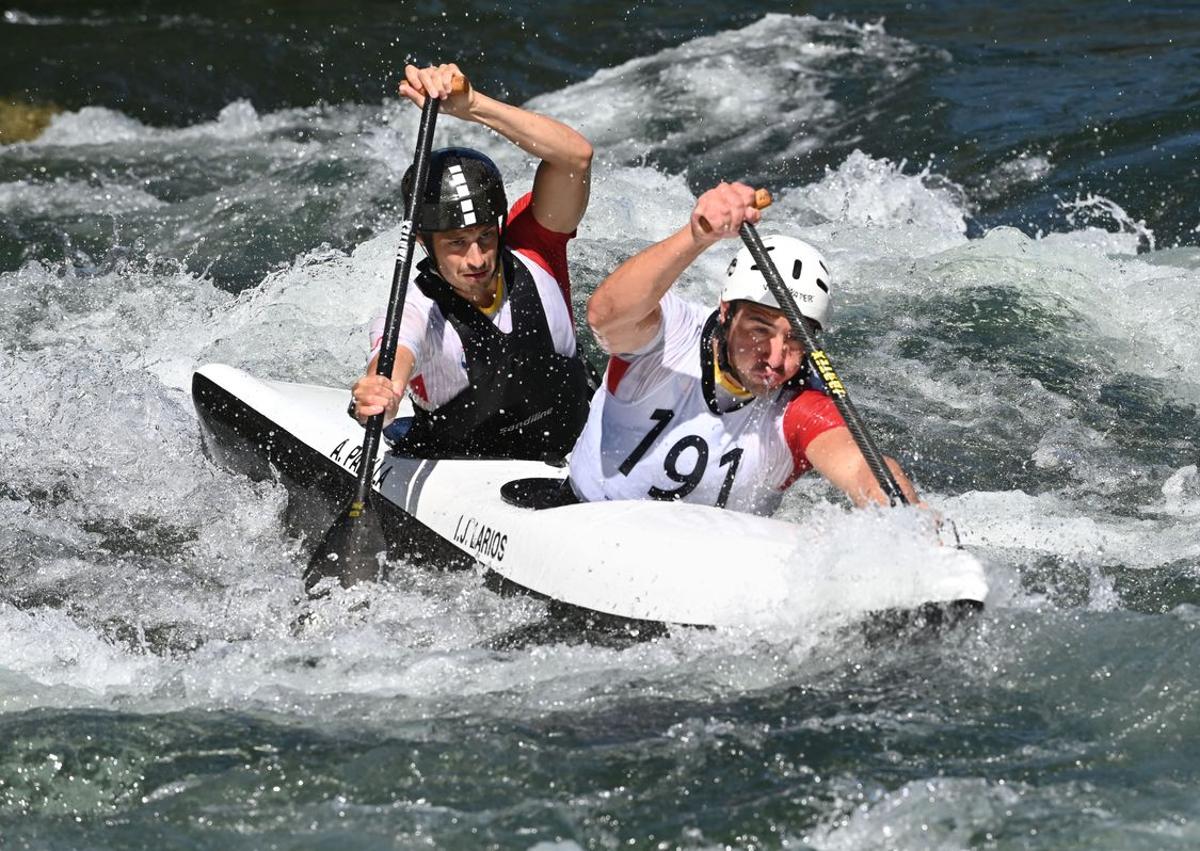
587;181;763;355
399;63;593;234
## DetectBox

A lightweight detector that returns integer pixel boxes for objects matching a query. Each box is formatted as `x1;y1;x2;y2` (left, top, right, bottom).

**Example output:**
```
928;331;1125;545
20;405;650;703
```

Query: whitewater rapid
3;12;1200;847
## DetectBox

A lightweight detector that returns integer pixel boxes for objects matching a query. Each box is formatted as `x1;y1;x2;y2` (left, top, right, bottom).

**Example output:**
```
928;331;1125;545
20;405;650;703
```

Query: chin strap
783;353;812;391
419;232;438;278
715;304;742;386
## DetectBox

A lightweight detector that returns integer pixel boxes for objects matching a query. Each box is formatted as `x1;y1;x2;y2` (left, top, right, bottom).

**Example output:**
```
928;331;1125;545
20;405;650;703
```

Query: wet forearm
465;92;592;174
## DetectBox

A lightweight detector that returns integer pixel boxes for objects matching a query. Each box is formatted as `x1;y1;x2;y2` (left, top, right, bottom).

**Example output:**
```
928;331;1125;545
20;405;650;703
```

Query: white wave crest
0;178;165;215
787;149;969;243
528;14;936;168
34;106;148;146
1061;192;1156;252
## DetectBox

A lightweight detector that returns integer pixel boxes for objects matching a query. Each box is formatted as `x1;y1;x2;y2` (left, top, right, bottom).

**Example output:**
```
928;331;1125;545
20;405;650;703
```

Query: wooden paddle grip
698;188;773;233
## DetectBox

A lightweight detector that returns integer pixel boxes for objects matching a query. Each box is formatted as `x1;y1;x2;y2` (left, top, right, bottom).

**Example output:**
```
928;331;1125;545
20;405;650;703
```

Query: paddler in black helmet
350;62;594;462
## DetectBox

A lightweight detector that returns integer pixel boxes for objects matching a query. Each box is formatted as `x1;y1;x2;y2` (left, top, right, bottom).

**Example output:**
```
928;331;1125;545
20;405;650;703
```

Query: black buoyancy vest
391;250;592;462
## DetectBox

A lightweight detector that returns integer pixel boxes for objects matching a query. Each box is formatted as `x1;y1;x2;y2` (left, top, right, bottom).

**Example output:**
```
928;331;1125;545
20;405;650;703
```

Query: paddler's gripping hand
690;181;763;246
398;63;473;120
350;373;401;426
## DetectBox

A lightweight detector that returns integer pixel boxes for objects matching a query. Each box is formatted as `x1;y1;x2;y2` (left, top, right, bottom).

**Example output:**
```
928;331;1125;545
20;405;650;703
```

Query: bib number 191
618;408;743;508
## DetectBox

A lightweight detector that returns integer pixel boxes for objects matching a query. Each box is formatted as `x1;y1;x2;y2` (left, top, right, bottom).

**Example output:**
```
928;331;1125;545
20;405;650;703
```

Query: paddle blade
303;496;389;595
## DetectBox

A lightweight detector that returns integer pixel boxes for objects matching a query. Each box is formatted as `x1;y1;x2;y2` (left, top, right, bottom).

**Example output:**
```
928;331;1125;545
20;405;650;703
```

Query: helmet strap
781;359;812;391
413;232;443;281
716;301;750;389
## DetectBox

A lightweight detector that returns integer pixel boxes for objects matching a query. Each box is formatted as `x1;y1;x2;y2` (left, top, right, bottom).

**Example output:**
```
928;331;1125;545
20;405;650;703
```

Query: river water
2;2;1199;848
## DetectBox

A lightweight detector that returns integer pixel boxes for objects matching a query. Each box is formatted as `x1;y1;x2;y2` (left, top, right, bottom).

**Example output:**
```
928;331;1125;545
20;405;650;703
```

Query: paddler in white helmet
566;180;921;514
350;62;594;462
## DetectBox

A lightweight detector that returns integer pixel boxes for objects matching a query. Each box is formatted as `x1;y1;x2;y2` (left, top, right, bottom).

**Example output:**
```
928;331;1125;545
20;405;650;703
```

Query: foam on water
0;178;166;216
806;776;1024;849
4;97;423;288
528;15;940;176
977;151;1056;201
1;8;135;27
0;604;155;710
949;489;1200;571
27;100;330;149
785;149;969;249
1155;465;1200;517
1010;232;1198;387
31;106;149;147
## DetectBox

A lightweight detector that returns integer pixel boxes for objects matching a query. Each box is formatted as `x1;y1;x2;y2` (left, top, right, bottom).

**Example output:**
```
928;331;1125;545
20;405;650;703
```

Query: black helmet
402;147;508;232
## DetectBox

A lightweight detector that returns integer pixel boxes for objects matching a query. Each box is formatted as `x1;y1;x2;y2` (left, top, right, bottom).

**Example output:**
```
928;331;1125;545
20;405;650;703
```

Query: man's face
429;223;500;298
721;301;806;395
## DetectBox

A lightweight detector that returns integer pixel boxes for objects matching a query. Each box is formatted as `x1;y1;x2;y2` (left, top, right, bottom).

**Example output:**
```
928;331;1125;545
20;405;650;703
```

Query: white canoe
192;363;988;631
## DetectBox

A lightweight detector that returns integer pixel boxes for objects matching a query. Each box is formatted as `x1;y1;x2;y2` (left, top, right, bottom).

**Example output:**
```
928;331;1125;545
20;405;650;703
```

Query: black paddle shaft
302;92;443;593
350;95;441;510
737;221;908;506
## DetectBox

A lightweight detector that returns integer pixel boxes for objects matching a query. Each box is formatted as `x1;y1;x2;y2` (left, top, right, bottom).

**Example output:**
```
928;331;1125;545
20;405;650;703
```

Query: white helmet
721;235;831;329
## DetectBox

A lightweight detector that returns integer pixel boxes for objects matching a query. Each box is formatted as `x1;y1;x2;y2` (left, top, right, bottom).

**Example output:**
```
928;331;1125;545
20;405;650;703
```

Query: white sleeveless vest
569;294;798;516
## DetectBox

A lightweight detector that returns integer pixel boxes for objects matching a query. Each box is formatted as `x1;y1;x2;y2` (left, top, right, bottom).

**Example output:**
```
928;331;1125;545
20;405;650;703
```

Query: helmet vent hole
816;279;829;293
791;259;803;280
